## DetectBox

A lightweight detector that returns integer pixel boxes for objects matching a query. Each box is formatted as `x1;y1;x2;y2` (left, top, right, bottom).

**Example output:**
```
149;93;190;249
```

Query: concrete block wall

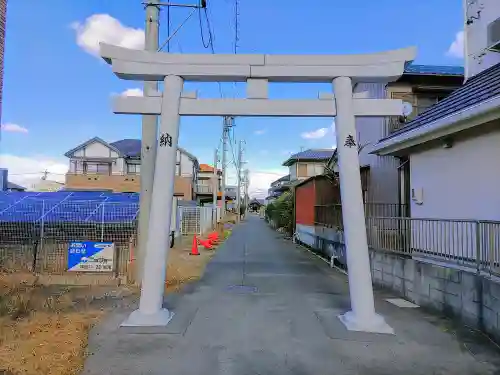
369;250;500;343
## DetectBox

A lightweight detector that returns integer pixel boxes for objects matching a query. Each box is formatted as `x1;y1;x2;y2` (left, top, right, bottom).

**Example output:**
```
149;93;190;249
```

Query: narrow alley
83;216;500;375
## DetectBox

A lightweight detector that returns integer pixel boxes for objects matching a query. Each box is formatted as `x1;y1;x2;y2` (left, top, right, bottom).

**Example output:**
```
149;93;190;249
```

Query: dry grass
0;233;224;375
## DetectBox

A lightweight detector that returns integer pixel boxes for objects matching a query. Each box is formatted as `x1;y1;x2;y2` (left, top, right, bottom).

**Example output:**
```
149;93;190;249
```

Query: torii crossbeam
100;43;416;334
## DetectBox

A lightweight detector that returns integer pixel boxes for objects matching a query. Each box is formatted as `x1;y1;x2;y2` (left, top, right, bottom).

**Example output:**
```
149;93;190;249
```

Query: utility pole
136;0;160;284
136;0;205;285
221;116;232;217
243;168;249;218
236;140;243;221
212;148;218;226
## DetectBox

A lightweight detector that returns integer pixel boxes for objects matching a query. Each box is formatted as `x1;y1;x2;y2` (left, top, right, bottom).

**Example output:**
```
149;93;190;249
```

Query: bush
265;192;293;235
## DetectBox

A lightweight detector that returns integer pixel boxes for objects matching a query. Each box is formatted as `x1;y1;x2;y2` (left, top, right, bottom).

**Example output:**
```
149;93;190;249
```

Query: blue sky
0;0;464;194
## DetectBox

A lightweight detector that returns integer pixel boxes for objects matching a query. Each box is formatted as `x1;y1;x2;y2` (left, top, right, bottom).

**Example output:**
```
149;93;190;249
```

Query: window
127;163;140;174
175;164;181;175
391;91;449;120
415;94;447;116
289;165;297;180
84;162;110;175
73;160;84;174
306;163;324;176
297;163;308;178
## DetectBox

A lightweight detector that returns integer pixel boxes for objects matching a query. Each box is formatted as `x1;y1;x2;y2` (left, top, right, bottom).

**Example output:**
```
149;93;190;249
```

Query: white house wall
354;83;400;204
409;129;500;259
464;0;500;79
81;141;118;158
179;153;194;177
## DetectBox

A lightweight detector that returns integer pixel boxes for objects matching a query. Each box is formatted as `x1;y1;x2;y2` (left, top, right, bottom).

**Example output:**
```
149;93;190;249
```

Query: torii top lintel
99;43;417;84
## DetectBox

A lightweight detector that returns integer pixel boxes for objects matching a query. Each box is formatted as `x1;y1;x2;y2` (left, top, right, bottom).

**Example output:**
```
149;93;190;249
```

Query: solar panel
0;191;139;223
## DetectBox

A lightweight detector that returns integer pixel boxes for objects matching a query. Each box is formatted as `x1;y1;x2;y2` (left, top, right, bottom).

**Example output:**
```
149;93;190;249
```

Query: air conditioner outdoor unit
487;17;500;52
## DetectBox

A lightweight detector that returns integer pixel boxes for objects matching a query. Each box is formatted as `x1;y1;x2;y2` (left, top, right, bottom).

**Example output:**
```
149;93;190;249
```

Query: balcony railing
195;184;214;194
385;116;408;136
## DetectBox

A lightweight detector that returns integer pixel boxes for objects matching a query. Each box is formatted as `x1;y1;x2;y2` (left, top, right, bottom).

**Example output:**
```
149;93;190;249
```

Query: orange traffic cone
198;238;213;249
207;232;219;245
190;235;200;256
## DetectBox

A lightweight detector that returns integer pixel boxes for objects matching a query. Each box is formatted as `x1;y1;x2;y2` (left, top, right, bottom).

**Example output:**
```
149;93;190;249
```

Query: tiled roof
380;62;500;142
404;64;464;76
199;163;220;173
110;139;141;158
282;149;335;166
110;139;198;164
271;174;290;185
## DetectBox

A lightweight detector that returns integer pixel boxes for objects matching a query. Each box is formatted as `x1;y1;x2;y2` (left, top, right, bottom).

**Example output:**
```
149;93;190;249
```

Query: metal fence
179;206;217;235
315;203;407;228
313;204;500;277
0;198;221;276
0;200;138;276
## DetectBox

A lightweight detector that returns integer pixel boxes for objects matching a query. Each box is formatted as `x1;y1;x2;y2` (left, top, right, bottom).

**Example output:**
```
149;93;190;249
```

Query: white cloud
71;14;144;57
223;164;287;199
447;31;464;58
1;123;28;133
120;88;143;97
248;170;288;199
301;127;329;139
0;154;68;187
254;129;267;135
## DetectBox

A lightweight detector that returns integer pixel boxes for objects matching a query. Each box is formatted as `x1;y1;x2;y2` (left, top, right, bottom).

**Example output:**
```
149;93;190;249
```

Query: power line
197;5;224;98
228;127;238;168
167;4;171;52
234;0;240;54
197;7;212;48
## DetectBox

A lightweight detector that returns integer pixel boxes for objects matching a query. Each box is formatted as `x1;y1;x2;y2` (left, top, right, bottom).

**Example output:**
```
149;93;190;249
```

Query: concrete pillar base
338;311;394;334
121;308;174;327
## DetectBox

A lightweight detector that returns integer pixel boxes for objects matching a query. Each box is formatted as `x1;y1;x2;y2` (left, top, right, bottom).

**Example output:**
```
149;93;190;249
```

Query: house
248;198;264;212
362;4;500;340
282;149;335;181
265;149;335;203
354;64;464;206
266;174;291;203
64;137;199;200
291;64;468;257
196;163;222;204
370;1;500;223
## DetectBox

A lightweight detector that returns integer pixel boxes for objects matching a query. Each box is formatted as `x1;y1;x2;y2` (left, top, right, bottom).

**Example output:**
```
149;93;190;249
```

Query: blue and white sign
67;241;115;272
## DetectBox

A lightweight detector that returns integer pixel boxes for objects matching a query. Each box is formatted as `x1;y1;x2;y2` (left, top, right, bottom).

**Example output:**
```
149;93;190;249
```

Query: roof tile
110;139;141;158
283;149;335;166
404;64;464;76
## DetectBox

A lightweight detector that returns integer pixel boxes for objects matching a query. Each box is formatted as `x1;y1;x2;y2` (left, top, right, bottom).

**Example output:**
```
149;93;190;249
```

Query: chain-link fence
0;197;138;276
179;206;216;235
0;192;222;276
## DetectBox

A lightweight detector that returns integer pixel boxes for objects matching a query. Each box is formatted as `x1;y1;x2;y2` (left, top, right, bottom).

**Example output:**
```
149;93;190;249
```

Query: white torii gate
100;43;416;333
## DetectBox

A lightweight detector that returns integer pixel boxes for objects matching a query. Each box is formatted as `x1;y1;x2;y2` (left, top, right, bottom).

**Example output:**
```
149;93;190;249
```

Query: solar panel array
0;191;139;223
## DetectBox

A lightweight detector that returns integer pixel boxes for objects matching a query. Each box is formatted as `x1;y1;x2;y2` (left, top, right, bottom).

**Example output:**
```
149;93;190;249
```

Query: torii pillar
100;43;416;333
